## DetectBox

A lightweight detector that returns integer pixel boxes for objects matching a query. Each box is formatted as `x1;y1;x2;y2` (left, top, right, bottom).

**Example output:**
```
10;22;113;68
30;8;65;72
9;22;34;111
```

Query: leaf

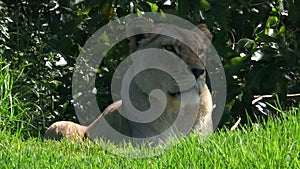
146;2;159;12
138;2;152;12
279;26;286;37
236;38;255;52
200;0;211;11
77;7;91;16
224;56;249;76
266;16;279;28
256;34;275;43
61;18;85;35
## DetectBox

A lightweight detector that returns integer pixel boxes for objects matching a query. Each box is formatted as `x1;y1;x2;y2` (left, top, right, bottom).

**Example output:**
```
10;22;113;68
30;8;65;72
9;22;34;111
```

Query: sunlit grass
0;108;299;168
0;56;31;137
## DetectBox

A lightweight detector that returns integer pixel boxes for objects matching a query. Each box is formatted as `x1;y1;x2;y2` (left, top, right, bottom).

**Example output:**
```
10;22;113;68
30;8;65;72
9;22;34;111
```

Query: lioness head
123;18;213;140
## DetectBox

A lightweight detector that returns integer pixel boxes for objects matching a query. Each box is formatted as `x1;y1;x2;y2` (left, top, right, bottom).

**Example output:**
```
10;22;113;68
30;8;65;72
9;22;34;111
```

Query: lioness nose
191;68;205;78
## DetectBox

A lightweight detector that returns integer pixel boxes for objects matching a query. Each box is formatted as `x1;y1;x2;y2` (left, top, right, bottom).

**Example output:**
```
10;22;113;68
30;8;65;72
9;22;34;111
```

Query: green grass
0;110;299;169
0;56;32;137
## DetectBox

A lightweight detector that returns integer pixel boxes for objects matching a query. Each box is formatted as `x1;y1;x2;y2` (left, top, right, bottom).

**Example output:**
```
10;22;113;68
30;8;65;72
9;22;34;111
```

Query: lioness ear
126;17;155;35
196;24;212;41
192;24;212;49
126;17;155;51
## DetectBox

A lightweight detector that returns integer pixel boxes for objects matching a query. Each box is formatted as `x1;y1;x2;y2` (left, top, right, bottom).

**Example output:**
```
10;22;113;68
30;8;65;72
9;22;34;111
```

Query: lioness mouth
168;85;199;98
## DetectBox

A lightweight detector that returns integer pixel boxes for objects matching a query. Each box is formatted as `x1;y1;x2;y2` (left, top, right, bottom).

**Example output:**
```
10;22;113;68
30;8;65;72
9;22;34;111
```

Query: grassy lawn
0;110;299;169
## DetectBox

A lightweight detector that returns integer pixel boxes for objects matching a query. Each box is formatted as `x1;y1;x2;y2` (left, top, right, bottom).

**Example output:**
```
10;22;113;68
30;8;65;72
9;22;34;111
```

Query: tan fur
45;19;214;142
193;84;213;134
44;101;122;140
44;121;87;140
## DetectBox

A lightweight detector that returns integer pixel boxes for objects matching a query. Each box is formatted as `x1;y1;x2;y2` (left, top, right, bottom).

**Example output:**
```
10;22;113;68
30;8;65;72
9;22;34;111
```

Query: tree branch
252;93;300;105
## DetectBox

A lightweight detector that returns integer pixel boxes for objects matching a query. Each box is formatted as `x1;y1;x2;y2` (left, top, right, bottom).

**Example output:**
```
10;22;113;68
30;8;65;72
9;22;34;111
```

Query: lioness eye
162;45;177;55
191;68;205;78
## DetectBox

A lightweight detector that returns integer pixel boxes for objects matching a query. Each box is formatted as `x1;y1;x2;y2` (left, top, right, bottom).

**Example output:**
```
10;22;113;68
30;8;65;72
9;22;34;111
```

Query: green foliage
0;0;299;136
0;109;299;168
202;0;300;123
0;55;32;137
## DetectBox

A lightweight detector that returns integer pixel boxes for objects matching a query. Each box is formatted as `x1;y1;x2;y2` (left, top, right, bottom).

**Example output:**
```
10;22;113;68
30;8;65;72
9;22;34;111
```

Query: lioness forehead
155;23;207;49
136;34;205;69
136;24;207;53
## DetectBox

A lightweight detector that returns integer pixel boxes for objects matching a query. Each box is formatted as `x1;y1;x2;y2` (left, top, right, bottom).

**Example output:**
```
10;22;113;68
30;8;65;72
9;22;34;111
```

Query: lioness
45;18;213;144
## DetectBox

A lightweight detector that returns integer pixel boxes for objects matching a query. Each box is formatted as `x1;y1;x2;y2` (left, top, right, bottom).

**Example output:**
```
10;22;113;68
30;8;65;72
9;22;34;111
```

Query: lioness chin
45;18;213;144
